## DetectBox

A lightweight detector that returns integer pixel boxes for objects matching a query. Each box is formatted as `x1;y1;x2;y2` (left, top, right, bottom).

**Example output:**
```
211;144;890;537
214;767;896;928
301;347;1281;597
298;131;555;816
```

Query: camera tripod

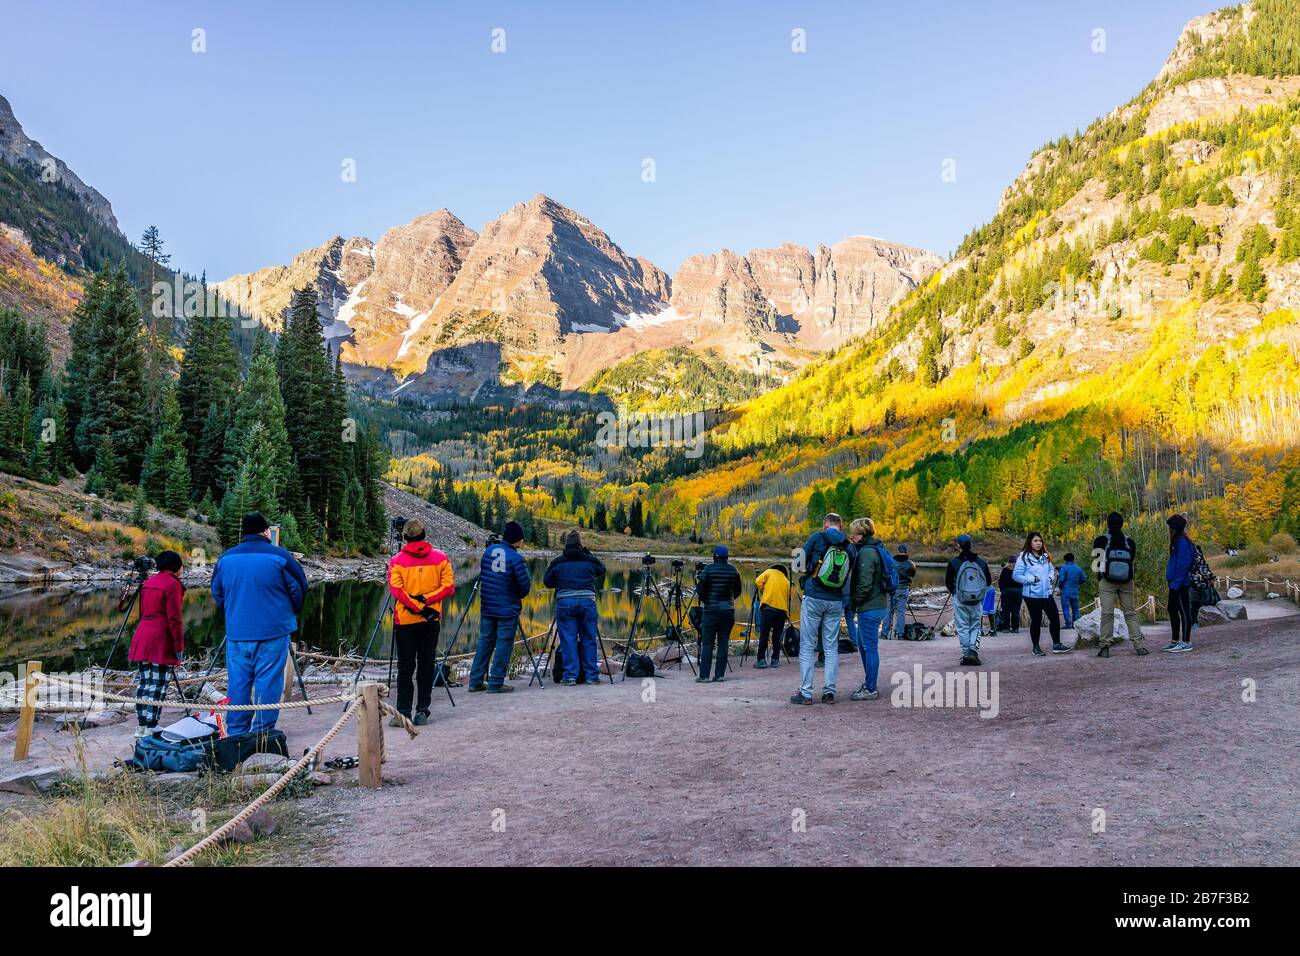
737;589;761;667
621;560;700;679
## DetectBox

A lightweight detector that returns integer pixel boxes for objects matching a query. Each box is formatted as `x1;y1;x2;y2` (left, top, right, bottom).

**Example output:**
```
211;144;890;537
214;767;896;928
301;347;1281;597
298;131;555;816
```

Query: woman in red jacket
127;551;185;737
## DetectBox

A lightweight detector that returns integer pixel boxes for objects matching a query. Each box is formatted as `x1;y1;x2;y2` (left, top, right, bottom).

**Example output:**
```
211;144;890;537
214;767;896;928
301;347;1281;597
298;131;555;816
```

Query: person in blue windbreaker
1164;513;1197;653
1056;552;1088;629
210;512;308;737
468;521;532;693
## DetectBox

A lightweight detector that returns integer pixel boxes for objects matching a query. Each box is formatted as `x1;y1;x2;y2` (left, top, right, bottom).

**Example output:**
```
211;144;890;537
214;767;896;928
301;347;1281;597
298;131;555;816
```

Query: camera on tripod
130;555;154;576
641;553;656;566
670;557;685;571
488;532;502;546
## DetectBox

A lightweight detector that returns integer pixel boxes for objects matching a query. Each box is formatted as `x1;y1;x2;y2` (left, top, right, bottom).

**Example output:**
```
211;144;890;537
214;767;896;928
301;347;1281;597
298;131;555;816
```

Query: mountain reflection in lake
0;556;944;673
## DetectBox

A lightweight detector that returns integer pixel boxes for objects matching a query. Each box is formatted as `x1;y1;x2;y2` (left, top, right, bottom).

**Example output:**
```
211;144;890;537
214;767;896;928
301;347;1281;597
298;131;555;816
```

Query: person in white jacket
1013;532;1069;656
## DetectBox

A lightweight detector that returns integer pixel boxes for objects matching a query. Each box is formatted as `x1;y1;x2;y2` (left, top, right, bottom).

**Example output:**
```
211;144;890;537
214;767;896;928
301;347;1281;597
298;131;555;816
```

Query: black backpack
213;729;290;772
624;653;655;679
550;646;588;683
127;731;220;773
1103;535;1135;583
782;622;800;659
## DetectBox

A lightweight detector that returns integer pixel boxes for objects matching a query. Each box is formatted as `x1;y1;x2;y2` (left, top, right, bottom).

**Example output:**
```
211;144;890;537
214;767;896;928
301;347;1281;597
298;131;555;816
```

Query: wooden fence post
357;682;383;789
1146;595;1156;624
14;660;41;761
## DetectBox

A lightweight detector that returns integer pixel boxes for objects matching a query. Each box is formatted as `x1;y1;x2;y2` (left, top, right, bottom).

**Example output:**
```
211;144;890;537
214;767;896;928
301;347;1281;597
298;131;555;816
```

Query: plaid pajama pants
134;662;171;728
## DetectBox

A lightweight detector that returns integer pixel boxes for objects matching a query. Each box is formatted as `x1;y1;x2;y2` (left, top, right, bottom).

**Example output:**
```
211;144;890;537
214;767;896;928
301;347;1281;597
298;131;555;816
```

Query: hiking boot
1031;646;1046;657
754;660;768;669
561;678;577;686
850;685;878;701
1097;646;1111;658
414;711;430;726
1170;642;1193;653
1160;641;1179;652
467;683;487;692
1134;645;1150;656
968;653;982;666
486;684;514;694
821;691;835;704
790;693;813;705
959;656;977;666
1051;643;1071;654
389;713;410;728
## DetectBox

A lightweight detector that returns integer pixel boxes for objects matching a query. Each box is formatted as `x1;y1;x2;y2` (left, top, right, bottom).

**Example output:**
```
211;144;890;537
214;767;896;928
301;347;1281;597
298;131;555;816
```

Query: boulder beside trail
1197;605;1229;626
1217;602;1248;621
1071;608;1130;647
1227;586;1244;599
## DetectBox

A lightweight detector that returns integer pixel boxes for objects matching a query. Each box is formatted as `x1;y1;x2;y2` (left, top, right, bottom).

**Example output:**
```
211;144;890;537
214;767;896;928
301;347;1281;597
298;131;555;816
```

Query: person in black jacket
997;557;1022;633
542;531;607;685
694;545;743;682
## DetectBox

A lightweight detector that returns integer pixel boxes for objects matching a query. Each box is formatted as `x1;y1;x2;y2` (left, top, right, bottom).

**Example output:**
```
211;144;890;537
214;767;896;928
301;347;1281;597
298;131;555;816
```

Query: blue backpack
128;732;219;773
872;542;898;595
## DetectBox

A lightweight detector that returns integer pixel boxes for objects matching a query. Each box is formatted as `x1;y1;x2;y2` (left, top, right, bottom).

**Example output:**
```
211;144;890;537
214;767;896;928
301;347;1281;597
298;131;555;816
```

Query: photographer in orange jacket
387;520;455;725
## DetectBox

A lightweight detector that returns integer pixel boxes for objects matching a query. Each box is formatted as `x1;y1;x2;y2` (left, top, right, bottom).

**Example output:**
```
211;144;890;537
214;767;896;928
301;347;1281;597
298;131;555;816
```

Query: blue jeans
225;634;290;736
470;614;518;688
556;597;601;682
889;587;909;638
798;595;842;698
854;608;884;692
1061;594;1080;628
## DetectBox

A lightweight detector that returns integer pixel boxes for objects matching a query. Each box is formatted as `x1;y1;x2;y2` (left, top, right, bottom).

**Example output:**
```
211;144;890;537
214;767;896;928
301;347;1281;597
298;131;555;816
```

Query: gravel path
282;609;1300;867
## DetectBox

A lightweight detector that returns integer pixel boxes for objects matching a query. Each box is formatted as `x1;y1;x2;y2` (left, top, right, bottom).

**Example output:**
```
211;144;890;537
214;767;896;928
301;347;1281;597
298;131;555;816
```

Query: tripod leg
289;643;312;715
352;593;393;698
594;625;614;685
621;573;648;682
515;619;545;687
437;623;455;707
531;621;559;688
169;668;193;719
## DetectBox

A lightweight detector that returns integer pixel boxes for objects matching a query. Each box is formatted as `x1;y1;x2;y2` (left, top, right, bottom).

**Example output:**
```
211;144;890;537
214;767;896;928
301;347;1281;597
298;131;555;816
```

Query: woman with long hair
1164;514;1197;653
1012;532;1069;656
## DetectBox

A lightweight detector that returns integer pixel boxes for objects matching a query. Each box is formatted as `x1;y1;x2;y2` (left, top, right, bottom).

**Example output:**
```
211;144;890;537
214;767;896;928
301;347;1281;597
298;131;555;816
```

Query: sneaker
695;676;709;683
815;660;825;669
561;678;577;686
1031;646;1046;657
770;658;781;668
1170;642;1193;653
790;693;813;705
467;683;487;693
821;691;835;704
711;676;725;683
414;711;430;726
1160;641;1179;652
968;654;982;666
754;660;768;670
1134;645;1150;656
959;656;977;666
850;685;879;701
486;684;515;694
1051;643;1071;654
1097;646;1111;658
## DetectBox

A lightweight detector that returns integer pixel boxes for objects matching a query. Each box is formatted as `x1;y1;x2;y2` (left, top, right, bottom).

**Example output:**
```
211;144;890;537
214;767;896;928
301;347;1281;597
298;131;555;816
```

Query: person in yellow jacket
752;564;791;669
387;520;455;725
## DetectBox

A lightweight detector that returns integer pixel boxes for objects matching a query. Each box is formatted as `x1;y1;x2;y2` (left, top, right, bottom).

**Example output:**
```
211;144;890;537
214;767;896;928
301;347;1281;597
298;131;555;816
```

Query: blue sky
1;0;1214;279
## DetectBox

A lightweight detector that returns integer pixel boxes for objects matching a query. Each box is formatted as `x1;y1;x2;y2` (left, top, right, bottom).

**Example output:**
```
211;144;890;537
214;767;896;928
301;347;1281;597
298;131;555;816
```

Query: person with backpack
889;544;916;639
790;512;854;705
1014;532;1069;656
543;530;607;684
752;563;790;669
945;534;992;666
468;521;532;695
847;518;893;701
694;545;743;682
1091;511;1147;658
210;512;308;738
1056;552;1088;628
388;519;456;725
997;557;1022;633
128;550;185;738
1164;513;1197;653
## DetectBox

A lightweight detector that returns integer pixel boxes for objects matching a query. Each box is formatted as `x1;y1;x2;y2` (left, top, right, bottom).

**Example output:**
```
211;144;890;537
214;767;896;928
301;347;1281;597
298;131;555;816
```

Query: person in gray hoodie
790;513;854;705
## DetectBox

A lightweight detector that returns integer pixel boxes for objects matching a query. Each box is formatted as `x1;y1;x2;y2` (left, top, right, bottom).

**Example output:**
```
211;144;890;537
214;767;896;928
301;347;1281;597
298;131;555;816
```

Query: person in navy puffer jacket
1056;553;1088;629
468;521;532;693
210;513;308;737
542;530;606;685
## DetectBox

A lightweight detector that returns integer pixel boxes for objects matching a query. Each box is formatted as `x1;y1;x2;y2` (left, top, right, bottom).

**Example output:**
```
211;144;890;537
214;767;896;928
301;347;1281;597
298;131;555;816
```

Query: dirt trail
281;610;1300;867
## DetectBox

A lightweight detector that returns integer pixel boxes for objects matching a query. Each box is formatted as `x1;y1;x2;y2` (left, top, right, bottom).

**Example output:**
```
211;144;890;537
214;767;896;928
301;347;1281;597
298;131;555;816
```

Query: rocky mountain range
215;194;939;401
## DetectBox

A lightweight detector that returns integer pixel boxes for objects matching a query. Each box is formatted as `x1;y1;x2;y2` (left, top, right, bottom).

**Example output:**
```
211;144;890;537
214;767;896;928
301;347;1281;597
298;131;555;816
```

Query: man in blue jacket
542;530;606;685
790;512;854;705
1056;552;1088;628
468;521;532;694
211;512;308;737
